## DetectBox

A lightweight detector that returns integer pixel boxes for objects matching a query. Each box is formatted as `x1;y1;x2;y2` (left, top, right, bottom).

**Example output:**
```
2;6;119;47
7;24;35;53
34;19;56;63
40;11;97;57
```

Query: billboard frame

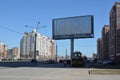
52;15;94;40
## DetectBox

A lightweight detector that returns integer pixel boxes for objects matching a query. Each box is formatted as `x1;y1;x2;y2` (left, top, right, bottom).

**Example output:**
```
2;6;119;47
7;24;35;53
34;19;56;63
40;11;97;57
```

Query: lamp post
34;31;37;62
25;22;46;63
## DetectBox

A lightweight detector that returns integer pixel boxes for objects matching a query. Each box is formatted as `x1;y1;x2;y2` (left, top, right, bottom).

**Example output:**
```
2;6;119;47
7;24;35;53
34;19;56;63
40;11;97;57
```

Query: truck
71;51;84;67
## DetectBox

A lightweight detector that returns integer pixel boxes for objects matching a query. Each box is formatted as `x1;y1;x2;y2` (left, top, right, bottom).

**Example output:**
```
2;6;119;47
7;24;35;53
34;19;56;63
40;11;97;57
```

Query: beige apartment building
20;29;55;60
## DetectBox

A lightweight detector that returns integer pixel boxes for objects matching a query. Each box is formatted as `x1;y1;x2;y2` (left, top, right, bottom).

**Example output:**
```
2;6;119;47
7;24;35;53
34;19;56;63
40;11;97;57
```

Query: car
110;59;118;65
97;60;103;64
102;60;112;65
48;60;55;64
103;59;119;65
66;60;71;64
43;61;48;64
31;59;37;63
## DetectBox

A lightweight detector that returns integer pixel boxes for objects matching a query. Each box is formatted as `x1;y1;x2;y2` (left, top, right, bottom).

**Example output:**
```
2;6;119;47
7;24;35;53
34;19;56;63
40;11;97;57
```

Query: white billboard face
52;15;94;39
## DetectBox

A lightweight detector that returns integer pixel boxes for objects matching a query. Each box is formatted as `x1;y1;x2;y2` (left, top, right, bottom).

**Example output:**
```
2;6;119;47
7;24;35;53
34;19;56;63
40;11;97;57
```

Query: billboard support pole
71;38;74;59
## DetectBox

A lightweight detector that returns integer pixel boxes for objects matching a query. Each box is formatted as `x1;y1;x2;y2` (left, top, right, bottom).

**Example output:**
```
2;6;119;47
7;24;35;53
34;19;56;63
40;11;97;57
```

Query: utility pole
25;22;46;63
66;49;67;60
56;44;58;63
34;32;37;62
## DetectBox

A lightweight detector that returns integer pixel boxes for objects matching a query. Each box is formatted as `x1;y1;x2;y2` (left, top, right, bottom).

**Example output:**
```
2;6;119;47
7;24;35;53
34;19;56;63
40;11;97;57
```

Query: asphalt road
0;63;120;80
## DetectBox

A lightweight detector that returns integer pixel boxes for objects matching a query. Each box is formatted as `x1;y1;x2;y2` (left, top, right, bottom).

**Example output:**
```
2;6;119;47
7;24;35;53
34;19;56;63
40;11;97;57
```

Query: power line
0;25;22;35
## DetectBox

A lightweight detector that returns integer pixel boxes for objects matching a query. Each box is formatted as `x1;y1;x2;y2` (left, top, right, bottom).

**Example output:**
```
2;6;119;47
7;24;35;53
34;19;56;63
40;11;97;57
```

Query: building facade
110;2;120;60
0;41;8;59
20;31;35;58
7;49;13;59
102;25;110;59
97;38;103;59
12;47;20;59
20;29;54;60
7;47;20;59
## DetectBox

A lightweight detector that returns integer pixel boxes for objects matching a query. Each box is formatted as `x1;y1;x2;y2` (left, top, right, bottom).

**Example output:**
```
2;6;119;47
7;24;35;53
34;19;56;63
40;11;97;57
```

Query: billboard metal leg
71;39;74;66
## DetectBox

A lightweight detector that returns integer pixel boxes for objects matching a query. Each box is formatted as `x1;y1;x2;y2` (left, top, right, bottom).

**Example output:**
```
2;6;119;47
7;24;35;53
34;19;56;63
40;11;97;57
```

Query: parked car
48;60;55;64
43;61;48;64
103;59;118;65
66;59;71;64
97;60;103;64
110;59;118;65
102;60;112;65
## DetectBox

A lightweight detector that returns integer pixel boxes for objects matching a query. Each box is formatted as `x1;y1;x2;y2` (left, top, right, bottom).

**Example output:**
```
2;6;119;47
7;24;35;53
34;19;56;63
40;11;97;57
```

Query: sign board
52;15;94;39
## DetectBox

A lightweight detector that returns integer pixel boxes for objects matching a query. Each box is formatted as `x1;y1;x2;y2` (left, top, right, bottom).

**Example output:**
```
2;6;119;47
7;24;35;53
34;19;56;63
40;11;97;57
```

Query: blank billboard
52;15;94;39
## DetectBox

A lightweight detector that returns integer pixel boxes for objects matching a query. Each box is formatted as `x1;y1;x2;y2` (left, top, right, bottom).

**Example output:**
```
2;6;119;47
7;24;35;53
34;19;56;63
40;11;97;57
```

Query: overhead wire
0;25;23;35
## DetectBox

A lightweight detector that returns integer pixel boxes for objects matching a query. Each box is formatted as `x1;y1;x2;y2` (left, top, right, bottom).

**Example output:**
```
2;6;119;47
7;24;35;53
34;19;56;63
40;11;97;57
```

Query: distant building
102;25;110;59
12;47;20;59
0;41;8;59
97;38;103;59
7;47;20;59
93;53;97;59
20;29;54;60
7;49;13;59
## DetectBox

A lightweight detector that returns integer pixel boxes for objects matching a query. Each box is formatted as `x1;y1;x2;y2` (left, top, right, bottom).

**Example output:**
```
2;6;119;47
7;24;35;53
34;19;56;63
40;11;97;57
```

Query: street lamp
25;22;46;63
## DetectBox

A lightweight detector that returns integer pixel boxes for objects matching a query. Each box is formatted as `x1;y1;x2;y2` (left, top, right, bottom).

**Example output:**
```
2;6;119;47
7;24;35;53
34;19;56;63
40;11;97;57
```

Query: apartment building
102;25;110;59
109;2;120;60
97;38;103;59
0;41;7;59
20;29;54;60
7;47;20;59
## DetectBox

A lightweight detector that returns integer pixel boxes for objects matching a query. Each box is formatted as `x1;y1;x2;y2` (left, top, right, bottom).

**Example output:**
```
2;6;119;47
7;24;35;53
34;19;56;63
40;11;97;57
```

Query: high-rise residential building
110;2;120;60
102;25;110;59
0;41;8;59
20;29;54;60
20;31;35;58
108;30;113;57
97;38;103;59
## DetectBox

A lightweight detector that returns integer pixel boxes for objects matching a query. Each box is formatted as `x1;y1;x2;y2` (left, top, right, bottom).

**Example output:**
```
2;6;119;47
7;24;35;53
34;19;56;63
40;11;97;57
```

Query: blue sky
0;0;119;57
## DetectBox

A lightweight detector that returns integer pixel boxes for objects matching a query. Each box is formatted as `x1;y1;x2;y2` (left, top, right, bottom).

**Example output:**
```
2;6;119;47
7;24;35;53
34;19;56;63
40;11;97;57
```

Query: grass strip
90;70;120;75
